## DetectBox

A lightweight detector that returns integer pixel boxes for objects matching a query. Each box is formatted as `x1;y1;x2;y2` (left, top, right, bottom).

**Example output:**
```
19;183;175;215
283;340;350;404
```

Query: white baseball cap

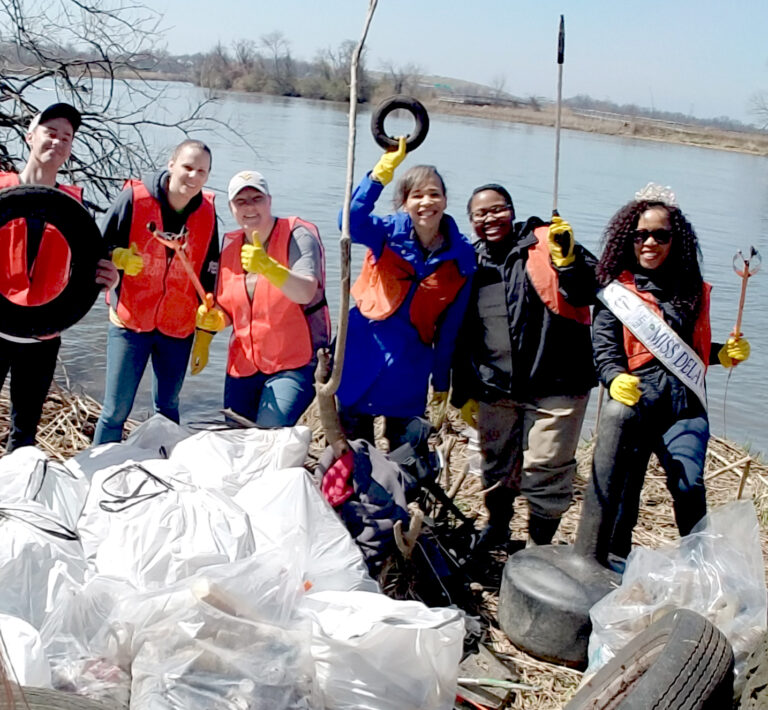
228;170;270;201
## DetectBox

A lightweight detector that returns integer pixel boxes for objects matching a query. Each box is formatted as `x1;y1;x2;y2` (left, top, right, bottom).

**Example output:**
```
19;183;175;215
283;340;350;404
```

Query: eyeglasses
470;204;512;222
632;229;673;245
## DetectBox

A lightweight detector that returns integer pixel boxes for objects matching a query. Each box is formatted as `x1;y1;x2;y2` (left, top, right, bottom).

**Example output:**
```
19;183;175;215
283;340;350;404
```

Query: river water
57;82;768;453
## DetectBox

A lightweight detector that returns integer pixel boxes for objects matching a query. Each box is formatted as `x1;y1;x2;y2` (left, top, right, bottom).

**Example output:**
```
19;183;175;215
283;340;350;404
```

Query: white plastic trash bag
233;467;377;593
0;447;88;529
0;613;52;688
300;590;464;710
40;575;134;706
587;500;767;689
108;556;320;710
170;426;311;496
67;415;190;483
78;462;255;589
0;502;87;629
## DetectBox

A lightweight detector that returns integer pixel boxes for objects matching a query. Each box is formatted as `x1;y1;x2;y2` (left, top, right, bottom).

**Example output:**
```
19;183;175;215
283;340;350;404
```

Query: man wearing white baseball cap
194;169;329;426
0;102;118;451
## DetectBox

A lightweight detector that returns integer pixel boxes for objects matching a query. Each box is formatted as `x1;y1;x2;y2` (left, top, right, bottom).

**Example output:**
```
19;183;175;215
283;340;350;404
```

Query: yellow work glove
111;242;144;276
241;234;290;288
371;136;407;186
718;336;751;368
190;329;214;376
547;216;576;267
195;303;227;332
609;373;642;407
460;399;479;427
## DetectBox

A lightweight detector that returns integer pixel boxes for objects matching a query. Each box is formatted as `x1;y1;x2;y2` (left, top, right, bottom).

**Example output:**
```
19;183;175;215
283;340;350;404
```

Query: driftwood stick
314;349;348;458
705;455;752;481
393;507;424;560
318;0;378;398
737;459;753;500
448;461;469;500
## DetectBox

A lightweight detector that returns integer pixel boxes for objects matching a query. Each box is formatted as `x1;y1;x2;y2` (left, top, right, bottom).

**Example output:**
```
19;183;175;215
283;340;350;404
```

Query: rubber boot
475;486;515;551
527;513;561;546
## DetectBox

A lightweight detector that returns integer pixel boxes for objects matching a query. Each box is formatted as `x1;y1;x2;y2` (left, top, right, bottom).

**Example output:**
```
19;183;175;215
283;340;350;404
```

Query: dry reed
0;390;764;710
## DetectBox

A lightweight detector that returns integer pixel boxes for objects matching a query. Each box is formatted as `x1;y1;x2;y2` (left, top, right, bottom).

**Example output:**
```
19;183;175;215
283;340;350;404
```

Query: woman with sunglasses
452;184;598;550
586;183;751;571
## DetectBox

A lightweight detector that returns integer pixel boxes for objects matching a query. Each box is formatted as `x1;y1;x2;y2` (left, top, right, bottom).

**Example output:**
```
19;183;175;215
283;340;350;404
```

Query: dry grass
0;390;764;709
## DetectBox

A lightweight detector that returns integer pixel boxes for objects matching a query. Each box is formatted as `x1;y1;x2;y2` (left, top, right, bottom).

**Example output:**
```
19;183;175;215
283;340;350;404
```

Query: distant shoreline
424;99;768;157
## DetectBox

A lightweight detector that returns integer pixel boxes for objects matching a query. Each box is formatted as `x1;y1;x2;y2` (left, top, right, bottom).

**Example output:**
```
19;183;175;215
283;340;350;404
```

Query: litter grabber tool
731;246;761;340
146;221;213;309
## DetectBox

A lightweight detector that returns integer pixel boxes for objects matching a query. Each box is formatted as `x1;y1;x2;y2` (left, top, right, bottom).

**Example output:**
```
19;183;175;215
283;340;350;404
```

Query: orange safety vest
216;217;327;377
525;225;591;325
113;180;215;338
350;245;467;345
0;173;82;306
617;271;712;372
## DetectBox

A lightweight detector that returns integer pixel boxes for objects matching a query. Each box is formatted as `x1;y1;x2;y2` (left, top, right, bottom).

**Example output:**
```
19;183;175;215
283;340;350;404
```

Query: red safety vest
113;180;215;338
525;225;591;325
0;173;82;306
216;217;328;377
618;271;712;372
350;245;467;345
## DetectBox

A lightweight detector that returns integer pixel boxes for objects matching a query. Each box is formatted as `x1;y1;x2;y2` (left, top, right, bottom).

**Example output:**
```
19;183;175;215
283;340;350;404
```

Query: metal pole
552;14;565;216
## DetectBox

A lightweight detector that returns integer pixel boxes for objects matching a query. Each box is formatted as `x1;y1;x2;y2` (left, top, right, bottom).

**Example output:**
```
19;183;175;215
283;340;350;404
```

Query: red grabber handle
147;221;212;307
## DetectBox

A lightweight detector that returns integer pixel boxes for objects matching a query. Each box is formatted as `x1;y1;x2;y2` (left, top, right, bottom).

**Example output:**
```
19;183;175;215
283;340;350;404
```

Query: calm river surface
58;83;768;453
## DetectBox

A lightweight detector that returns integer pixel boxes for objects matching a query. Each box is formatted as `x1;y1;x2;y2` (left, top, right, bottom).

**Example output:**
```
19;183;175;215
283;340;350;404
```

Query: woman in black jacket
587;183;751;571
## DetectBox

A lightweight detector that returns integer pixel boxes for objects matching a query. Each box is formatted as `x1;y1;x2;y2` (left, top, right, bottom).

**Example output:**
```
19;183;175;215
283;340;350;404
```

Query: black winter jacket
101;170;220;298
452;217;598;405
592;268;722;419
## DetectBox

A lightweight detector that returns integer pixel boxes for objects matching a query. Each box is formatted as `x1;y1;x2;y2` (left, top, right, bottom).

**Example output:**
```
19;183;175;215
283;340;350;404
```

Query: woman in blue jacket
336;138;476;448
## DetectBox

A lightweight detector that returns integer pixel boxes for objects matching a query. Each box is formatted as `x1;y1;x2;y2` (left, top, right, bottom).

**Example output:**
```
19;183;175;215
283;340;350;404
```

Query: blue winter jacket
336;174;476;417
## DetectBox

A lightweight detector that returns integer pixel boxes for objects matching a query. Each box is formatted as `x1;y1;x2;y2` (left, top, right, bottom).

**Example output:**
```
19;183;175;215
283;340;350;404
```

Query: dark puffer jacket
453;217;598;405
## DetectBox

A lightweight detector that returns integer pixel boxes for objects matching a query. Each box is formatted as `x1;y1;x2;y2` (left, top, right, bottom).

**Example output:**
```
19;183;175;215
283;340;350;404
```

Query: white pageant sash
598;281;707;409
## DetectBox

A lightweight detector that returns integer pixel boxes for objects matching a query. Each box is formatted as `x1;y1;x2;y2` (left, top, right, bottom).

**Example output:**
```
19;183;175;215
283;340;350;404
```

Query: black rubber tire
370;94;430;152
0;185;104;337
564;608;734;710
739;630;768;709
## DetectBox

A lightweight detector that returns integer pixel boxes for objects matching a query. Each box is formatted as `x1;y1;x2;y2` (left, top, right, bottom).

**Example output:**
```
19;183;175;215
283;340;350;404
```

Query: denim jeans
0;336;60;451
587;397;709;564
93;325;194;444
224;363;316;427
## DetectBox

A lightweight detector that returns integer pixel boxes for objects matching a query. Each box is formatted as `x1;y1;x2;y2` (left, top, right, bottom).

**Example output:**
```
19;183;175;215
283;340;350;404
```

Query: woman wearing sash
588;184;750;571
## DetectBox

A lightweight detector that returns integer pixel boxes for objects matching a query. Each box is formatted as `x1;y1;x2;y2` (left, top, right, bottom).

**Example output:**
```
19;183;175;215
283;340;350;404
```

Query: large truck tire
565;608;734;710
0;185;104;338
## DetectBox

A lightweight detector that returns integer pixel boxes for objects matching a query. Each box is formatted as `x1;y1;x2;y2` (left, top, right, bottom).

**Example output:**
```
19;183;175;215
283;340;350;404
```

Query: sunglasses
632;229;673;245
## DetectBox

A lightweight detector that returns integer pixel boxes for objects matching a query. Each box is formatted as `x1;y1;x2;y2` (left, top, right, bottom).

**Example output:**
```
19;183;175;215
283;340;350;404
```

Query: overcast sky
154;0;768;125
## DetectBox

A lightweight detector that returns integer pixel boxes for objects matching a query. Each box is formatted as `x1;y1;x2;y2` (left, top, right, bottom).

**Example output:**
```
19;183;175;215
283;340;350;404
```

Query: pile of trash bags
0;416;466;710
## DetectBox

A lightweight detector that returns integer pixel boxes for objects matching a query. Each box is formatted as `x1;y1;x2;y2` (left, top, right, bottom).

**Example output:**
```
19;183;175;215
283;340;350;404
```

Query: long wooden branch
318;0;378;398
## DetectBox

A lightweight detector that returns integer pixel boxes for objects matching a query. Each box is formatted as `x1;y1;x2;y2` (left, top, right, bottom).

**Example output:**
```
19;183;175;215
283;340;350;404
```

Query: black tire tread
623;611;733;709
565;609;734;710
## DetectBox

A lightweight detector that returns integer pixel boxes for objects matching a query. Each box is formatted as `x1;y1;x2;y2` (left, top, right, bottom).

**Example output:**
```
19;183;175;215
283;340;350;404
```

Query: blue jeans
224;363;315;427
93;325;194;444
588;397;709;564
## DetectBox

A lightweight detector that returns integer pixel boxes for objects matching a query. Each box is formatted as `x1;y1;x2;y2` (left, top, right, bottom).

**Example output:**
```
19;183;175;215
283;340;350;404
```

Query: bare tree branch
0;0;255;209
